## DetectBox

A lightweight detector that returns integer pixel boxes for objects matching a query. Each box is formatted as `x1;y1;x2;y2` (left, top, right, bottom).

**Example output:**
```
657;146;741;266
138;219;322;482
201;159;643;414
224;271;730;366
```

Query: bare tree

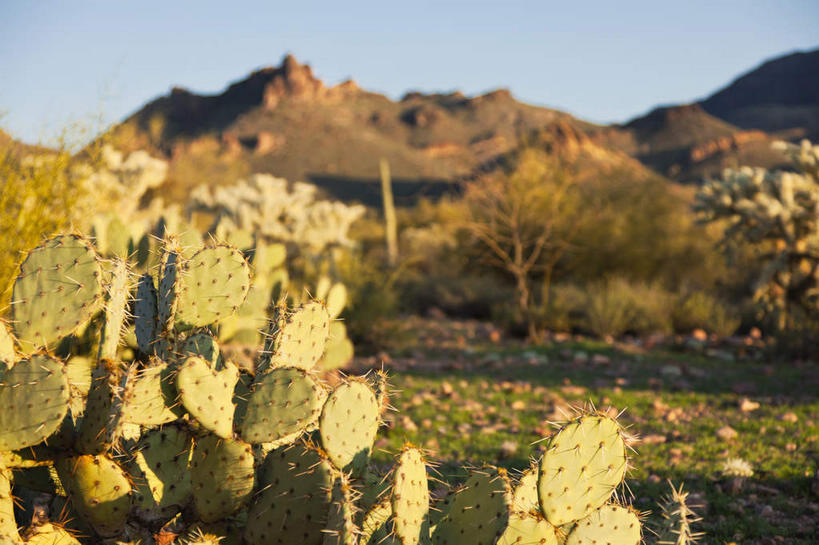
463;148;579;340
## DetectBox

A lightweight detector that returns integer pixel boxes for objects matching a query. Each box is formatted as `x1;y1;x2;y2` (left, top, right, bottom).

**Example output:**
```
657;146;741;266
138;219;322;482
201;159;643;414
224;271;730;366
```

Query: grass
353;317;819;544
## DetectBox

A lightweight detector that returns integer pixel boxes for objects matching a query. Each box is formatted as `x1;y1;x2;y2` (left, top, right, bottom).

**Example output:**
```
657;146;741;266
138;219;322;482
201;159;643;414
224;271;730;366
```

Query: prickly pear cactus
432;466;512;545
320;379;380;473
131;425;193;516
12;235;103;353
98;258;131;361
0;354;70;451
121;361;182;426
56;454;132;536
565;504;641;545
0;321;15;368
260;301;330;371
245;443;334;545
190;435;255;523
497;514;558;545
177;356;239;439
323;473;359;545
240;366;325;445
134;273;158;354
537;414;627;526
174;246;251;330
391;447;430;545
0;463;18;542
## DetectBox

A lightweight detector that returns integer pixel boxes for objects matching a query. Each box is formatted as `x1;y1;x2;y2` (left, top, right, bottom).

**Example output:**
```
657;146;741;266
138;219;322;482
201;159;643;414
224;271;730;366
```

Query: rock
660;364;682;377
499;440;518;458
591;354;611;365
780;411;798;423
510;400;526;411
441;381;454;396
717;426;738;441
750;327;762;339
739;398;760;412
691;328;708;341
641;434;667;445
399;415;418;432
573;351;589;364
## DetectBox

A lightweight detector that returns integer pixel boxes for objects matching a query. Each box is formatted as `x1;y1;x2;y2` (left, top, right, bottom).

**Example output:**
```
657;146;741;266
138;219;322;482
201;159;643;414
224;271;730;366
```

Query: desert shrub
332;247;402;352
530;282;587;333
582;278;675;338
672;291;741;336
0;133;93;302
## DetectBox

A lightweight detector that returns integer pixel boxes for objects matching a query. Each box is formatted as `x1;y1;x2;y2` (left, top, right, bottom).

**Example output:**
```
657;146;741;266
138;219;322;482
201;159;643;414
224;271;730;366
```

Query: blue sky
1;0;817;144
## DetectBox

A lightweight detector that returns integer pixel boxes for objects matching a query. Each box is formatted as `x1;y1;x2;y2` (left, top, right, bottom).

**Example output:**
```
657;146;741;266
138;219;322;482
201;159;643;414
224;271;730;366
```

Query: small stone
399;415;418;432
739;398;760;412
642;434;667;445
573;351;589;364
499;440;518;458
591;354;611;365
780;411;798;423
691;329;708;341
716;426;738;441
510;400;526;411
441;381;454;396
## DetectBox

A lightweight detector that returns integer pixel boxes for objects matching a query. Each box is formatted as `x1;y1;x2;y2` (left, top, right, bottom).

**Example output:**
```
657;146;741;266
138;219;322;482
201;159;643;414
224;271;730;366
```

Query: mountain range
73;48;819;203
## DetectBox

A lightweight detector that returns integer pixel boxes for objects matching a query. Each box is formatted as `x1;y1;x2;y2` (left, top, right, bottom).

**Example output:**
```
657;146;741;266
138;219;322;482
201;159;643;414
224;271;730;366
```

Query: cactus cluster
0;235;644;544
695;139;819;327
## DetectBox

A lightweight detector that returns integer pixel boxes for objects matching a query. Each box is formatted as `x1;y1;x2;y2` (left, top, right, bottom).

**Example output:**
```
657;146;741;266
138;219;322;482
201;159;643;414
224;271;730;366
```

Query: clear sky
1;0;817;144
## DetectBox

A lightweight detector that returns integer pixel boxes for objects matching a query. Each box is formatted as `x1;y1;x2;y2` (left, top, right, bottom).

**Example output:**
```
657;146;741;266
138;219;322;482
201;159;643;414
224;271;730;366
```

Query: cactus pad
391;447;430;545
565;504;641;545
360;498;392;545
262;302;330;371
0;354;70;451
325;283;347;319
121;362;182;427
20;523;82;545
320;380;379;473
175;246;250;329
244;443;334;545
0;321;15;368
12;235;103;352
75;363;123;454
323;474;359;545
190;435;254;523
537;415;627;526
57;455;132;536
512;466;539;514
0;464;19;542
132;425;193;513
432;466;512;545
497;514;558;545
98;258;131;361
182;333;221;367
134;273;158;354
240;367;325;445
158;238;182;333
177;356;239;439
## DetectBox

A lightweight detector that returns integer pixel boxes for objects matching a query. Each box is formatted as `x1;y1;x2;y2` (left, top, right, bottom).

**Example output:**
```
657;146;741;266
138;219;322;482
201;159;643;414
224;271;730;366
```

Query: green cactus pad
57;454;132;536
158;238;182;333
318;322;354;371
240;366;325;445
325;283;347;319
497;514;558;545
261;301;330;371
0;354;70;451
65;355;94;418
175;246;251;330
121;362;183;426
97;258;131;362
190;435;255;523
134;273;158;354
252;242;286;273
392;447;430;545
131;425;193;513
537;415;627;526
182;333;221;367
177;356;239;439
12;235;103;352
512;466;539;514
75;362;123;454
565;504;641;545
0;464;19;543
244;443;334;545
316;276;332;301
323;474;359;545
0;321;15;368
432;466;512;545
360;498;392;545
320;379;379;473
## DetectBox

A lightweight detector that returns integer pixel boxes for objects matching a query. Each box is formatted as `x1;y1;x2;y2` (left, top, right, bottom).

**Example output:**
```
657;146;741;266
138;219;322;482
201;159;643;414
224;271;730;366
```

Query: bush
582;278;675;338
672;291;740;337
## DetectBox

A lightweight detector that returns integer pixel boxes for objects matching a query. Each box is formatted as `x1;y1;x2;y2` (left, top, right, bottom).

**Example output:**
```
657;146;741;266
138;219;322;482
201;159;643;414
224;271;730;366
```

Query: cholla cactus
189;174;366;254
655;481;704;545
694;139;819;328
720;457;753;478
